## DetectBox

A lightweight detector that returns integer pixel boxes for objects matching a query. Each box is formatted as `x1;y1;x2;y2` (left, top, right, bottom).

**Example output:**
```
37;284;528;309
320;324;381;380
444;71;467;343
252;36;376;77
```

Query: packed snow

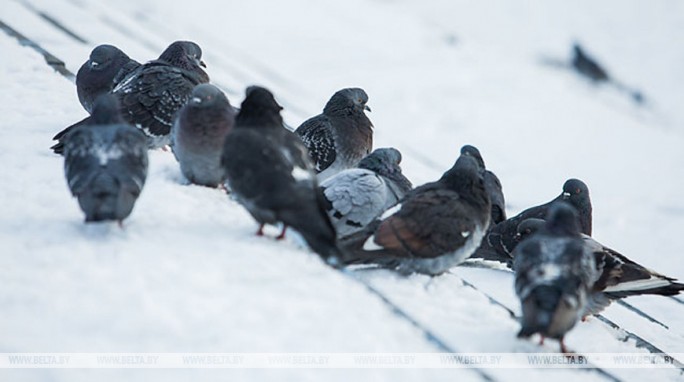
1;0;683;381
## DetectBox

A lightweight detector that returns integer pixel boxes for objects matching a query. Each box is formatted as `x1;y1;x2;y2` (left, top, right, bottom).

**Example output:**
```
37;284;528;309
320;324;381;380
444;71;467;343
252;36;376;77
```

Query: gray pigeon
172;84;236;187
515;218;684;316
513;202;599;353
221;86;343;265
341;153;491;275
295;88;373;181
460;145;506;225
53;41;209;153
320;147;413;238
472;178;592;265
76;44;140;114
62;95;148;224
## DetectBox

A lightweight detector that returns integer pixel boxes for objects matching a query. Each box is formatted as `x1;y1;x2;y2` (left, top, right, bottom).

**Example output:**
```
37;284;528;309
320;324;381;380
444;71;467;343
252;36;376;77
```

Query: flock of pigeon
50;40;683;353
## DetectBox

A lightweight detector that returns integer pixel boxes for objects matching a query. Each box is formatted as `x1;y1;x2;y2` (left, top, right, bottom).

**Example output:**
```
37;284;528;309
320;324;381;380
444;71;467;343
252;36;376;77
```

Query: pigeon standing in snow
514;217;684;315
320;147;412;238
172;84;236;187
222;86;343;264
513;202;599;353
295;88;373;181
76;44;140;114
460;145;506;225
52;41;209;153
341;152;491;275
472;178;591;265
62;95;148;224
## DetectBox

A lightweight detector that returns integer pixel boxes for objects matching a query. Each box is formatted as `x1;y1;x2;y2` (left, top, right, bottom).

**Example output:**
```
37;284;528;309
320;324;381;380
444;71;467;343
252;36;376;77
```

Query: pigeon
52;40;209;153
515;217;684;316
62;95;148;224
221;86;343;264
471;178;592;266
340;152;491;276
295;88;373;181
513;202;599;353
171;84;236;187
320;147;413;238
572;43;609;83
460;145;506;225
76;44;140;114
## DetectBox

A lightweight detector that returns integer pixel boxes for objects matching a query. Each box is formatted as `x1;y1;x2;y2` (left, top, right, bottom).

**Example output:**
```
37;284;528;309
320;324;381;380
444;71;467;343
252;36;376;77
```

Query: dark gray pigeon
172;84;236;187
53;41;209;153
320;147;413;238
515;217;684;316
471;178;592;265
460;145;506;225
513;202;599;353
341;153;491;275
295;88;373;181
221;86;343;265
76;44;140;114
62;95;148;224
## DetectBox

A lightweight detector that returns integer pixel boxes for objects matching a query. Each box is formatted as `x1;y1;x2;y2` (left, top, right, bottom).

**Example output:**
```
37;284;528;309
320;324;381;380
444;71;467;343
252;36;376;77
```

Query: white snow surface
1;0;684;381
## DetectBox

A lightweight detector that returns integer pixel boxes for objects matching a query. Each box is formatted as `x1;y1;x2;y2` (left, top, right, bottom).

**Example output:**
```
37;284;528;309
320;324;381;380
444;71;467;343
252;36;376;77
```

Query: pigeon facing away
460;145;506;225
76;44;141;114
172;84;236;187
295;88;373;181
222;86;343;264
62;95;148;223
320;147;413;238
513;202;599;353
515;218;684;316
341;153;491;275
472;178;592;265
53;41;210;153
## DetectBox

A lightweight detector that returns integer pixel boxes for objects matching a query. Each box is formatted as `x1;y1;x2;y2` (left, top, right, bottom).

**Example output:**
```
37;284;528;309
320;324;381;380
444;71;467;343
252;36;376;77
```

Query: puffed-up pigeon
320;147;412;238
460;144;506;225
295;88;373;181
221;86;343;265
76;44;140;114
53;40;209;153
513;202;599;353
172;84;235;187
341;152;491;275
62;95;148;224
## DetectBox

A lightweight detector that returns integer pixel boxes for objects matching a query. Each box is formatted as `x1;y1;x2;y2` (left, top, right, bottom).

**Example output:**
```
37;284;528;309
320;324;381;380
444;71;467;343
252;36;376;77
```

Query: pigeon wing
296;115;336;172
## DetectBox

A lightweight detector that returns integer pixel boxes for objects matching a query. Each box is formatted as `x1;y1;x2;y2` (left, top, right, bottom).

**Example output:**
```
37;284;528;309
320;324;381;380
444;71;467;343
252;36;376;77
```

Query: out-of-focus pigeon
515;217;684;316
341;153;491;275
62;95;148;224
172;84;235;187
222;86;343;265
53;41;209;153
76;44;140;114
572;43;609;83
472;178;592;265
460;144;506;225
513;202;599;353
295;88;373;181
320;147;412;238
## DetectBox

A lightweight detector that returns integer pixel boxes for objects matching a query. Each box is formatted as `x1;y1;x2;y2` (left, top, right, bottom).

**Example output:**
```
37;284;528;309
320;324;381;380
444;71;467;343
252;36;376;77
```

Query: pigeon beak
364;105;372;112
191;97;202;104
562;192;571;198
200;60;207;68
90;61;100;68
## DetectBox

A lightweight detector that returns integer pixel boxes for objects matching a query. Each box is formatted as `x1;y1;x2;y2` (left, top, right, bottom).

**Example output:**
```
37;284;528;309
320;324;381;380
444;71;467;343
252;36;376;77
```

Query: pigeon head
188;84;230;108
357;148;413;192
323;87;371;116
544;202;581;237
159;41;207;70
559;178;592;235
236;86;284;128
439;154;489;212
515;218;546;243
460;144;486;169
90;94;124;125
88;44;129;71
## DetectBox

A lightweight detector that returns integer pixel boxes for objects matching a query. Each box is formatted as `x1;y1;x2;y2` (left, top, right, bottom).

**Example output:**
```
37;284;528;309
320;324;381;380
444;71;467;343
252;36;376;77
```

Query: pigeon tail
604;280;684;298
79;173;121;222
518;285;561;338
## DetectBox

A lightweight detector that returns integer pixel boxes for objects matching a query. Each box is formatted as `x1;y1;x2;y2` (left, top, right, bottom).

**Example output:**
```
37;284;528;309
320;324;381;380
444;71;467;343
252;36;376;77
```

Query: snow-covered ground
1;0;683;381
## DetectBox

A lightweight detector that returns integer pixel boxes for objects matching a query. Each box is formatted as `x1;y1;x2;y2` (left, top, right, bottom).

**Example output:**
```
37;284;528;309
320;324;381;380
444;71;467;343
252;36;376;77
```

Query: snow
1;0;684;381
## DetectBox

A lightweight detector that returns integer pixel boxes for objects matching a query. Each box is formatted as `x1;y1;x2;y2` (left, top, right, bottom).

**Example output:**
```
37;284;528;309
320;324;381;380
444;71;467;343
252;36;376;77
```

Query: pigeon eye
576;188;581;194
